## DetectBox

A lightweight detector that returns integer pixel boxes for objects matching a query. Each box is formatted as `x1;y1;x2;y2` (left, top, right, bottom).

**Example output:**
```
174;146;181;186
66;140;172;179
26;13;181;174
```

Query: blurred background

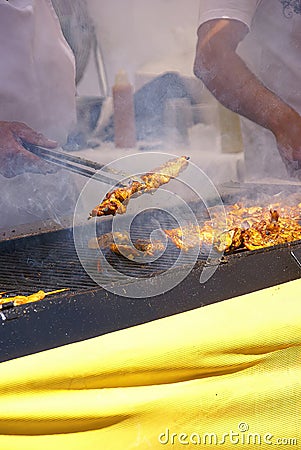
52;0;244;185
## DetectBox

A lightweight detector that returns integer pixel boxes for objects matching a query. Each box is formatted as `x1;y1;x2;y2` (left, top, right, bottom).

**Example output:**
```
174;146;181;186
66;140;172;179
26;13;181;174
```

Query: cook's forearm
194;46;297;139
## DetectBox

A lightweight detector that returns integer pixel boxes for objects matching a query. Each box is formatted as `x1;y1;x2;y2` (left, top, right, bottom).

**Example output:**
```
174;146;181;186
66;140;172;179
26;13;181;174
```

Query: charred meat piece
110;238;165;260
164;223;243;253
134;239;166;255
89;156;189;218
243;228;267;251
164;202;301;254
164;225;204;252
215;227;243;252
243;213;301;251
0;289;68;307
140;156;190;188
89;193;301;258
270;209;279;223
88;232;165;260
88;232;131;250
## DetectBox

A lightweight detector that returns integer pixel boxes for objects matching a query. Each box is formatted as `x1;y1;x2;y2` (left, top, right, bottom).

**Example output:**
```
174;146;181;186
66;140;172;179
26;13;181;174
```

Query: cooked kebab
0;289;68;307
243;212;301;250
110;239;165;260
89;156;189;218
215;227;244;253
88;232;130;250
139;156;189;188
88;232;165;260
89;194;301;258
164;198;301;253
164;224;243;253
164;224;213;252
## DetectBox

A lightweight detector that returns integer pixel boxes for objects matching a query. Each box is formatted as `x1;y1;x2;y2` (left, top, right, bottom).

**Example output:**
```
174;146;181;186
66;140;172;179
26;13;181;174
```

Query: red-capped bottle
112;70;137;148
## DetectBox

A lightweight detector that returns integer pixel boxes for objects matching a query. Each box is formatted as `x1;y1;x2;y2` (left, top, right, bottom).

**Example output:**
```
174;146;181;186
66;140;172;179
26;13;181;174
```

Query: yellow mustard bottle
218;103;243;153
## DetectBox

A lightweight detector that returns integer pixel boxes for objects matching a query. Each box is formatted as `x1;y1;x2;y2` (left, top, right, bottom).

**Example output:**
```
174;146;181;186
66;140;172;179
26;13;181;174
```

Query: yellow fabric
0;279;300;449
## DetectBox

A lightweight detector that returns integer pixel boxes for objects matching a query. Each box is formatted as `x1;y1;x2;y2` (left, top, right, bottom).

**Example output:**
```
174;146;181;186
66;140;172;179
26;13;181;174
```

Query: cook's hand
272;112;301;177
0;121;58;178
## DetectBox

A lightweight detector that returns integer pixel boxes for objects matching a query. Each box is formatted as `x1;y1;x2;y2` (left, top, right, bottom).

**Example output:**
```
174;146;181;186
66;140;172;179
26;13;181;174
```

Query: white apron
0;0;76;143
0;0;78;229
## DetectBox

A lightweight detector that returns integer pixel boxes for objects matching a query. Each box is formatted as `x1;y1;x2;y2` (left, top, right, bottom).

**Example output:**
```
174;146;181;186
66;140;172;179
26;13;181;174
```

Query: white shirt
198;0;301;180
0;0;78;228
0;0;76;143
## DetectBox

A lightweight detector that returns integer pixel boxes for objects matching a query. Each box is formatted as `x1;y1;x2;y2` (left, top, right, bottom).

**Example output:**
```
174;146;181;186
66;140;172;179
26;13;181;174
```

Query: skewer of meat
89;156;189;218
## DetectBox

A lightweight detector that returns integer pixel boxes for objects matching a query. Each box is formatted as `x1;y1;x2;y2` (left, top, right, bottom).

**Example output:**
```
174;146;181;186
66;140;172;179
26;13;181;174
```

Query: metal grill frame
1;185;301;363
0;223;301;363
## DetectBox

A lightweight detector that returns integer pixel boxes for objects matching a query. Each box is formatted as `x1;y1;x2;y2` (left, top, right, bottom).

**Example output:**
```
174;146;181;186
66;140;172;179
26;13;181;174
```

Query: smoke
85;0;243;188
0;170;79;230
86;0;201;88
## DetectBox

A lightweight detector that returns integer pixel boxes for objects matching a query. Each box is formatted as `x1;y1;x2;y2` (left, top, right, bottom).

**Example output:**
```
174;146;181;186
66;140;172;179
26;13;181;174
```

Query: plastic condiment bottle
112;70;137;148
217;103;243;153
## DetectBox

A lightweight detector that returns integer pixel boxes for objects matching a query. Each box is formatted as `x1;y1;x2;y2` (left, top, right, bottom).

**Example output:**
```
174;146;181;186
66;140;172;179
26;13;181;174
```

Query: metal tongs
22;141;130;187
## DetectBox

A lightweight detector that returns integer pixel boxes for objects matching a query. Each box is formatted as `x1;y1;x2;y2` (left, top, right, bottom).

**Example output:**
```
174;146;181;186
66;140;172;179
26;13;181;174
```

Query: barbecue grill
1;183;301;364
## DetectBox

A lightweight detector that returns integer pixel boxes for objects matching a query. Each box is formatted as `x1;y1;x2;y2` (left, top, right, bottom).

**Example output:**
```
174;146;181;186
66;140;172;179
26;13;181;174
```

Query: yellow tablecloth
0;279;300;449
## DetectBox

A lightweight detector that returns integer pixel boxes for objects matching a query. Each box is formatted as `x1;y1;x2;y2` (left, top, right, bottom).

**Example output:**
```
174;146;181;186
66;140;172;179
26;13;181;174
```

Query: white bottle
218;103;243;154
112;70;137;148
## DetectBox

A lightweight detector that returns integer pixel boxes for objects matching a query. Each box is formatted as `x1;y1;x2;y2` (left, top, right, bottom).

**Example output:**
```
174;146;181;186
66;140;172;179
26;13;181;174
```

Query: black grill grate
0;239;97;294
0;208;213;297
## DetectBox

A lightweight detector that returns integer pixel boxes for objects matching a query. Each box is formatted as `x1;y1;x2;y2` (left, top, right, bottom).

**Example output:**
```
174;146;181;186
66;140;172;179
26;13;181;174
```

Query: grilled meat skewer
89;156;189;218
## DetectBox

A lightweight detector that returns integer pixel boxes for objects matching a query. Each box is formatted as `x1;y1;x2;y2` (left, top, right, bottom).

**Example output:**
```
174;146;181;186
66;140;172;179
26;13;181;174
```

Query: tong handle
22;141;105;170
21;141;127;186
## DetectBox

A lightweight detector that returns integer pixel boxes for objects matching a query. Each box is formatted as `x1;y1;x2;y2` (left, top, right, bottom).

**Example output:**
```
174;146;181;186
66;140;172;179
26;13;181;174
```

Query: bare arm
194;19;301;165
